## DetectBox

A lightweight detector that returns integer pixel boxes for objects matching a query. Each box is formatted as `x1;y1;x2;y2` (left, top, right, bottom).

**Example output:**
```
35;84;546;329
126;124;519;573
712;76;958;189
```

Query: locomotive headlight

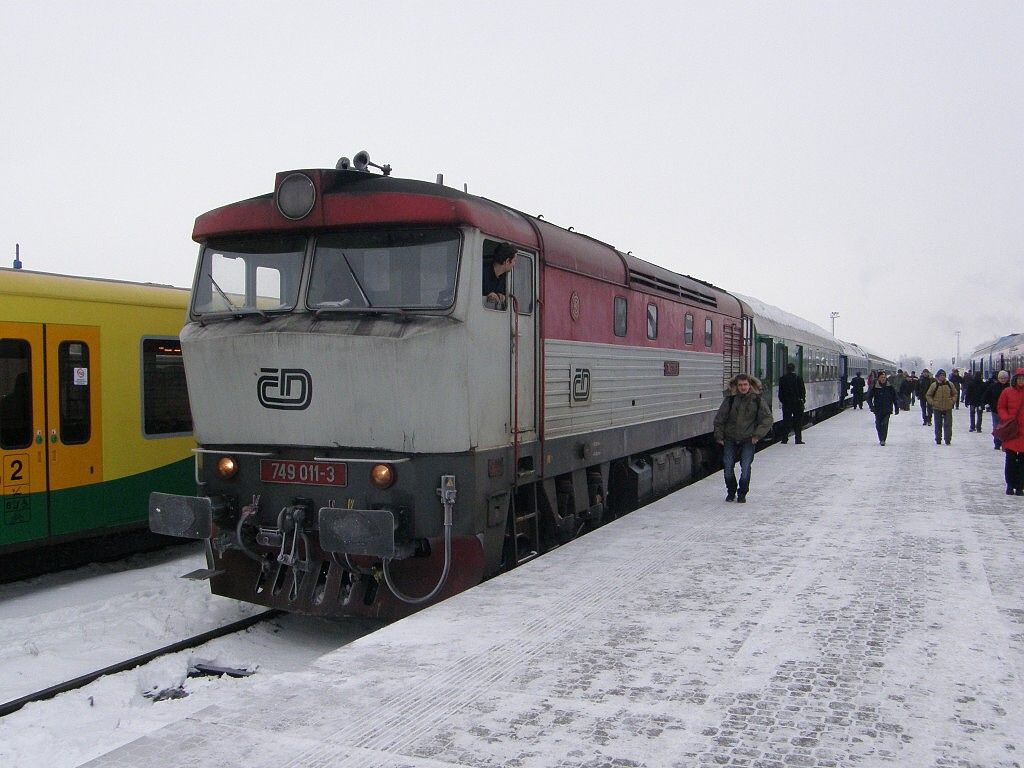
276;172;316;220
216;456;239;480
370;463;396;489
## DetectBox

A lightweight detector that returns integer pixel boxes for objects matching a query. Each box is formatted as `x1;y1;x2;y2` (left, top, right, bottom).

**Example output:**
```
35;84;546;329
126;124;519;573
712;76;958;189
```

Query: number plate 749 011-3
259;460;347;486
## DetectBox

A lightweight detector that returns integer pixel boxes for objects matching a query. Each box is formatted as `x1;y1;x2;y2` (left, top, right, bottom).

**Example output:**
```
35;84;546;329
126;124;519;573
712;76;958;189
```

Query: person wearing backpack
996;369;1024;496
713;373;774;504
926;369;957;445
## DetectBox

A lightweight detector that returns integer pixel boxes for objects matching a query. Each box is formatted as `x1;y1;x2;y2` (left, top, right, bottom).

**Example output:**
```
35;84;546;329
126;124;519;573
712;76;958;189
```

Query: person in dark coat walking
950;369;963;409
916;369;935;425
966;373;988;433
713;374;774;503
850;371;866;409
987;370;1011;449
777;363;806;443
867;371;900;446
898;376;913;411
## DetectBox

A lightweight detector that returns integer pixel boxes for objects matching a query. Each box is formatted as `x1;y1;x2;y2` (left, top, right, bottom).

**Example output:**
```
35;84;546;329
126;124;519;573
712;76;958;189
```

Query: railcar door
755;337;774;415
44;325;103;536
510;252;537;448
0;324;47;547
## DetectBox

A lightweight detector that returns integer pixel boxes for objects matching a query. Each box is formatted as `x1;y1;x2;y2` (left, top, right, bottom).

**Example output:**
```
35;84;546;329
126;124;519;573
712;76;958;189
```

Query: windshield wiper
209;275;239;312
314;306;407;318
199;275;269;319
338;252;372;307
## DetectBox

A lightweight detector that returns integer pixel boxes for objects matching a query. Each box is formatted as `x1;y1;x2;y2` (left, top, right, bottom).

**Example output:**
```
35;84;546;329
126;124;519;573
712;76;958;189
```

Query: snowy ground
4;404;1023;768
0;543;385;768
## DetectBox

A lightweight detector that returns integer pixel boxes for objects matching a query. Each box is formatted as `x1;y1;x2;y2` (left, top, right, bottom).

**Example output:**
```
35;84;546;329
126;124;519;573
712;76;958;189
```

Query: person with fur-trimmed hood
713;373;774;504
997;368;1024;495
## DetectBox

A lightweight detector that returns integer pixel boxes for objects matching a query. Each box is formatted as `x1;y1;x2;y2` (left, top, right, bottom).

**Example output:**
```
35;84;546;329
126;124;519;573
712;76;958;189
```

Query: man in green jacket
927;369;957;445
713;374;775;503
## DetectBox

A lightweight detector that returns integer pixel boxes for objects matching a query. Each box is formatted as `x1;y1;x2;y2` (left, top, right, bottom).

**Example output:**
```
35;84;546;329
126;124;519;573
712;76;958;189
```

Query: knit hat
936;369;946;376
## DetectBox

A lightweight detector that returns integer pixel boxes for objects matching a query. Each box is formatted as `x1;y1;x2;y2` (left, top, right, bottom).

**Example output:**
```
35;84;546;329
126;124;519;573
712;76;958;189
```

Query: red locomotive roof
192;168;736;312
192;171;539;247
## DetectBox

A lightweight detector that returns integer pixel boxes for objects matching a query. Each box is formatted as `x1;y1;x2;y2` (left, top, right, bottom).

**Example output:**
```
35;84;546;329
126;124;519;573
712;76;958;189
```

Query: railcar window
193;235;305;317
614;297;627;337
684;314;693;345
704;318;713;347
142;339;193;437
647;304;658;340
58;341;90;445
310;228;459;310
0;339;32;450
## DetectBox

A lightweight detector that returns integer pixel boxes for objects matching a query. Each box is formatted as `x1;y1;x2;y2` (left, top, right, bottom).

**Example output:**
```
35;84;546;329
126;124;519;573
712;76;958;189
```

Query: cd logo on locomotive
257;368;313;410
571;366;592;405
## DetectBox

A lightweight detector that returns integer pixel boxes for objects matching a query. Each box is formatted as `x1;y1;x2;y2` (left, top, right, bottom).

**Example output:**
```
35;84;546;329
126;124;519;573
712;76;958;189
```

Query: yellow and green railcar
1;268;194;554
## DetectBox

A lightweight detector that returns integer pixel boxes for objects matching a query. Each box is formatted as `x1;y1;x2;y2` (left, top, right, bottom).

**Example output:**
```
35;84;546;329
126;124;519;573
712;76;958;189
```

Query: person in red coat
996;368;1024;495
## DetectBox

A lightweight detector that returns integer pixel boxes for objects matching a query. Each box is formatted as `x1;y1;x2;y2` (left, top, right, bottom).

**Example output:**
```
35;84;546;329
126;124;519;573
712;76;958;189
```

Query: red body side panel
542;266;742;351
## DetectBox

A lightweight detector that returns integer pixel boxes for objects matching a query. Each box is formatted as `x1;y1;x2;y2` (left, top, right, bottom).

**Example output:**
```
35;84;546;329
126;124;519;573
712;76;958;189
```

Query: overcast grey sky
3;1;1022;364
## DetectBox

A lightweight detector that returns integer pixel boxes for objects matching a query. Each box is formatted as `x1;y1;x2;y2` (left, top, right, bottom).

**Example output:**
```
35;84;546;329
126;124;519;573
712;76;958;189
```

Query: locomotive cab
151;162;541;618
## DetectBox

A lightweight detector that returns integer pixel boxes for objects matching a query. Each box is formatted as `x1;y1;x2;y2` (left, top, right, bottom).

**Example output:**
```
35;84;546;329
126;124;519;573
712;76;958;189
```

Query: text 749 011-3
259;460;347;486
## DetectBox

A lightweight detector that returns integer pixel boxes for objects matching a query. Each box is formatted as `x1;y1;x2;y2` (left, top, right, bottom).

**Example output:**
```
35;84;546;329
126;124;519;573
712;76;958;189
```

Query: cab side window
511;253;534;314
482;240;516;311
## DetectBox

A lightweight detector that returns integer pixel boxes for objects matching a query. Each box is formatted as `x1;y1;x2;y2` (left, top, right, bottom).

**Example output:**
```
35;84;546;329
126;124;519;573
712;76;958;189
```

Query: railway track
0;609;280;718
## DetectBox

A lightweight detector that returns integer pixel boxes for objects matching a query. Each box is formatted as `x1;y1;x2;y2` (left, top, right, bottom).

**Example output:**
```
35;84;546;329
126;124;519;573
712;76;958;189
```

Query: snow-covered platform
85;406;1024;767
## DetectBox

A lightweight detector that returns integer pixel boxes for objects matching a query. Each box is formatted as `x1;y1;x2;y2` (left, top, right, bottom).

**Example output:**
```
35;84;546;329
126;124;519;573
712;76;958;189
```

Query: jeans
874;412;891;443
722;438;756;495
934;409;953;443
970;404;985;431
920;398;932;424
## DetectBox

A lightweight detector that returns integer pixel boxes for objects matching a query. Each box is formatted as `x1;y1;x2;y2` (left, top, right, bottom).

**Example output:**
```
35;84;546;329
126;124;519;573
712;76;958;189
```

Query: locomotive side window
704;318;713;347
0;339;32;450
58;341;90;445
647;304;658;340
684;313;694;345
142;338;193;437
311;228;460;311
193;235;305;317
613;297;627;337
511;253;534;314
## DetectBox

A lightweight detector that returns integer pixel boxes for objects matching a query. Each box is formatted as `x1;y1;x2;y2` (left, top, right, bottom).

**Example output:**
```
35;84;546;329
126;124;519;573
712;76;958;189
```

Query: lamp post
954;330;961;368
830;311;840;336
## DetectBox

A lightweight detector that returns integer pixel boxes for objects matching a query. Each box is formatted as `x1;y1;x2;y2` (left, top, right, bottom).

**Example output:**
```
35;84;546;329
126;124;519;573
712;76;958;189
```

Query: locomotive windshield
193;235;305;317
308;228;460;311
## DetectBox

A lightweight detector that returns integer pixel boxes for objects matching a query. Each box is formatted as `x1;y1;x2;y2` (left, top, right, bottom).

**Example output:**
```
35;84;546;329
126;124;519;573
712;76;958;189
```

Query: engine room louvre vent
627;269;718;308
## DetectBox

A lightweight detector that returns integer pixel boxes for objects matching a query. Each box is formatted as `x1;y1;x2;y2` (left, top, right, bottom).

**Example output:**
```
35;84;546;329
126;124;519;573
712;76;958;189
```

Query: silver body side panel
543;339;724;440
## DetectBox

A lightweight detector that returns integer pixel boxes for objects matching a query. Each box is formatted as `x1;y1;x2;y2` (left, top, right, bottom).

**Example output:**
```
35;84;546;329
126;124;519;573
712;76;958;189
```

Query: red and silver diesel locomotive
151;153;842;619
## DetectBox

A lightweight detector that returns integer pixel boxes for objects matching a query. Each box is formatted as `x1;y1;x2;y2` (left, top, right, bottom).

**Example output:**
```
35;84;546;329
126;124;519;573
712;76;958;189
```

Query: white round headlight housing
276;173;316;220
